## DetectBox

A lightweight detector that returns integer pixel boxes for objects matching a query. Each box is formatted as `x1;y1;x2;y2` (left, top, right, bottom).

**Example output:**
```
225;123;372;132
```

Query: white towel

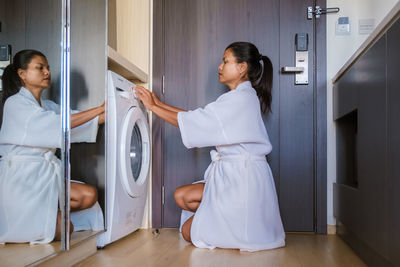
71;201;104;231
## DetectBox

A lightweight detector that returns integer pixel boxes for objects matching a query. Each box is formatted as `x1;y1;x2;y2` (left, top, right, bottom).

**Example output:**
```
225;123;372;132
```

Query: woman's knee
175;184;204;210
185;201;199;212
174;186;186;208
81;185;97;209
72;183;98;210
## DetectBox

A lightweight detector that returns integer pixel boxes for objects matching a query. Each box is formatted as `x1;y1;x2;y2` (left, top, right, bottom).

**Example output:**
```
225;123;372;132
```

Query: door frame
314;0;327;234
151;0;164;227
151;0;327;234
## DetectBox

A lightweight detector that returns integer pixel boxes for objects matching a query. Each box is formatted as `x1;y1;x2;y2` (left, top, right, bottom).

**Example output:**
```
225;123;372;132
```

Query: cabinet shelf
107;46;148;83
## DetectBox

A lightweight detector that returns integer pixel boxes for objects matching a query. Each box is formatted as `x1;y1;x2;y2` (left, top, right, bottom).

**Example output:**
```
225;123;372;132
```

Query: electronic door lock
0;44;12;91
294;50;308;85
281;33;309;85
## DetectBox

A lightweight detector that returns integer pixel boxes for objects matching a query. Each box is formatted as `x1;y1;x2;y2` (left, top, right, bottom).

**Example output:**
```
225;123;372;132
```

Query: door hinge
162;185;165;205
162;75;165;94
307;6;339;19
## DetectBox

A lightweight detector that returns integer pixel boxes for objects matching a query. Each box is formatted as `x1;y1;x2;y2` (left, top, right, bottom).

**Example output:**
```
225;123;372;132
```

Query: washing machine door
119;106;150;197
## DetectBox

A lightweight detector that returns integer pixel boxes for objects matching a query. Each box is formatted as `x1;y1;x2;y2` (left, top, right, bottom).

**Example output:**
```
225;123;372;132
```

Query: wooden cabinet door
387;18;400;267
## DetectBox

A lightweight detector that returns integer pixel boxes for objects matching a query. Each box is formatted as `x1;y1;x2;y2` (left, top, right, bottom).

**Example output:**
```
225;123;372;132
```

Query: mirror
0;0;67;260
0;0;142;262
0;0;106;263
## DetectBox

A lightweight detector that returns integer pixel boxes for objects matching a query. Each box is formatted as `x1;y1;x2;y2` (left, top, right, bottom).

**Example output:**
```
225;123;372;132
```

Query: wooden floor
76;229;366;267
0;230;99;266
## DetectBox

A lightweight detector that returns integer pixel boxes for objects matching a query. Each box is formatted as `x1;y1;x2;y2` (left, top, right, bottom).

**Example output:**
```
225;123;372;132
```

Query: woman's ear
17;69;26;81
239;62;248;76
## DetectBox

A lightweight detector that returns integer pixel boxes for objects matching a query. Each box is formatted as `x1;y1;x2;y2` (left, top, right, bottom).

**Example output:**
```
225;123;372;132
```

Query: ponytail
1;49;46;103
256;55;273;114
2;63;22;103
225;42;273;114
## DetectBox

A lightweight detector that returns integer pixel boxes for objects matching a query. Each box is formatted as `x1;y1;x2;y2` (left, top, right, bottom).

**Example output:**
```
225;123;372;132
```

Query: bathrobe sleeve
42;100;99;143
0;96;62;148
177;101;228;149
177;89;271;149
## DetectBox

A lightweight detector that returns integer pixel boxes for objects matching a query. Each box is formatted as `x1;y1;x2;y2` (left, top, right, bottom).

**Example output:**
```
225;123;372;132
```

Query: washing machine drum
119;106;150;197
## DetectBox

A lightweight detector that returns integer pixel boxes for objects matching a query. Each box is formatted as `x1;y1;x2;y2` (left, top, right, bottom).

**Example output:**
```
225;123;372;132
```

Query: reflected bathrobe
0;87;99;244
178;81;285;251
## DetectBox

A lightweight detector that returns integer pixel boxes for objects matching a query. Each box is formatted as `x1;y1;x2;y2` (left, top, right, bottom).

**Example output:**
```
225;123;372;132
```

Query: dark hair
1;49;46;103
226;42;273;114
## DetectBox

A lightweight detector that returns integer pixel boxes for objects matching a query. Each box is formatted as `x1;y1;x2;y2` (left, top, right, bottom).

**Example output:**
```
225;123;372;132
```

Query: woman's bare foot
54;211;74;241
181;215;194;243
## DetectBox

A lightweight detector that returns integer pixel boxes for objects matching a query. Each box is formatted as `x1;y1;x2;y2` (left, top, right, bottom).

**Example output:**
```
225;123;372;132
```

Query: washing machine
97;70;151;247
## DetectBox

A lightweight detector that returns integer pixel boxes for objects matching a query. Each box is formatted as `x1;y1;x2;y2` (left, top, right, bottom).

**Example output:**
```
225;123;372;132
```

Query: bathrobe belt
1;151;59;164
210;149;266;163
1;151;61;189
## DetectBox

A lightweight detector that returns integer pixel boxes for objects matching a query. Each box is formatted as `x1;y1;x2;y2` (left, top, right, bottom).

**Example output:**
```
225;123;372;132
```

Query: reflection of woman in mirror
0;50;105;244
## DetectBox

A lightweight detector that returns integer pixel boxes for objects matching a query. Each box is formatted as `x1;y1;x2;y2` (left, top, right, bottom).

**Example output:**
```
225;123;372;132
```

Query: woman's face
218;49;246;87
18;55;51;90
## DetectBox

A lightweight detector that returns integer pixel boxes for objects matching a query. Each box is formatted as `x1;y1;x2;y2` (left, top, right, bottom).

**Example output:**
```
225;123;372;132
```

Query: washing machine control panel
110;71;136;98
109;70;144;109
117;90;132;100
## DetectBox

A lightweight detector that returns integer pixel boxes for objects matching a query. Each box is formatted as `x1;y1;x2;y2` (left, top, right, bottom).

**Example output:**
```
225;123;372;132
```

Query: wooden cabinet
386;18;400;267
333;16;400;267
108;0;150;84
116;0;150;75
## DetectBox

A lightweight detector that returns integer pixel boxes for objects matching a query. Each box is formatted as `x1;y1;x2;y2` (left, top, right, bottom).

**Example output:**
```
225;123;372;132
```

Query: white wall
326;0;399;226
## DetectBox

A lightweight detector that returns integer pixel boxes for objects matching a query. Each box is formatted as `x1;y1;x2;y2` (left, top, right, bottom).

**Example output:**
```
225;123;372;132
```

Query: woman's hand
98;112;105;125
135;86;156;110
151;92;163;106
99;102;105;112
71;101;105;128
134;86;182;127
98;102;105;125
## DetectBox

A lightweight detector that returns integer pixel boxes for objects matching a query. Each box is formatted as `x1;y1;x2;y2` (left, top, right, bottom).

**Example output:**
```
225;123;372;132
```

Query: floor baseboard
327;225;337;235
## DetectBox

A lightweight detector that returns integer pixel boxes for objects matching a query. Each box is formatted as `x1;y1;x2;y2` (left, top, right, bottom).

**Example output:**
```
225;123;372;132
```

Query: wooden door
153;0;326;232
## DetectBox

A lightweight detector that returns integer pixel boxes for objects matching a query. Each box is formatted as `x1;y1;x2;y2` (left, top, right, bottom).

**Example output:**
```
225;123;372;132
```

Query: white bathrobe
178;81;285;251
0;87;99;244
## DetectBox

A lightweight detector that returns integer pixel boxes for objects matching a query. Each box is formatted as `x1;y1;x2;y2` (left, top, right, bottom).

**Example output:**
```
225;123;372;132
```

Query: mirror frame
60;0;71;251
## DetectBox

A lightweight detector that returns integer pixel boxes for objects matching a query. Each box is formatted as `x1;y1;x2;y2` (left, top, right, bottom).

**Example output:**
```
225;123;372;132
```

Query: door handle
282;49;309;85
281;66;304;73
